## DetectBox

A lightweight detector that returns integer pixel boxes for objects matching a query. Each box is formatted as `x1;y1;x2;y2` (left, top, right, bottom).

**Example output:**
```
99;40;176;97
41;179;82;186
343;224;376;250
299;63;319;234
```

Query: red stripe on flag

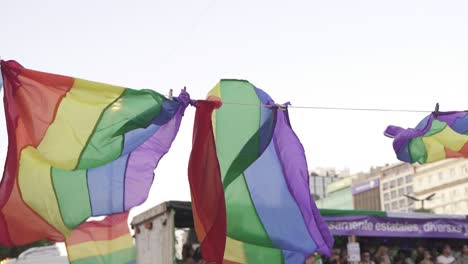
188;100;226;263
66;212;130;245
0;60;73;245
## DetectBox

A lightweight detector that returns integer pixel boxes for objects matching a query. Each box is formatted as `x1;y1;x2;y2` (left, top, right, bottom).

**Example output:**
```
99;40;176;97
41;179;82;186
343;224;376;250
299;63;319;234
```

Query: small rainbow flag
0;60;189;245
65;212;135;264
188;80;333;263
385;111;468;164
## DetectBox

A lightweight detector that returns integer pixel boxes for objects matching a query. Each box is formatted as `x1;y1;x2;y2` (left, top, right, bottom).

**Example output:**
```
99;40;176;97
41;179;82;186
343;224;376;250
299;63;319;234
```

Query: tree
0;240;54;259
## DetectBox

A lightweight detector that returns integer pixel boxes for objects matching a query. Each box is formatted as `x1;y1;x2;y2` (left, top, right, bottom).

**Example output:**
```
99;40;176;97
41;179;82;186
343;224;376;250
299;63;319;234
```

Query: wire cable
220;101;433;113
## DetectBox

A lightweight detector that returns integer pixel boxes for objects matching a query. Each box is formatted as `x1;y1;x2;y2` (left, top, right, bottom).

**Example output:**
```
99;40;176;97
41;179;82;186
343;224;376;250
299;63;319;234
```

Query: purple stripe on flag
123;92;189;210
436;112;467;126
273;110;333;256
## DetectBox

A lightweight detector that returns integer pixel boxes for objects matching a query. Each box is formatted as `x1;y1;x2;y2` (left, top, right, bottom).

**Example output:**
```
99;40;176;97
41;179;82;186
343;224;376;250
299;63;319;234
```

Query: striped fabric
66;212;135;264
189;80;333;263
385;111;468;164
0;60;189;245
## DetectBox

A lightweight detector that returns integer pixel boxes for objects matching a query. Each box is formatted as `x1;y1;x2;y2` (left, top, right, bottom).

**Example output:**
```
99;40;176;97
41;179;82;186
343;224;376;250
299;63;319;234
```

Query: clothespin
168;89;173;100
434;103;439;117
183;86;186;92
276;103;287;111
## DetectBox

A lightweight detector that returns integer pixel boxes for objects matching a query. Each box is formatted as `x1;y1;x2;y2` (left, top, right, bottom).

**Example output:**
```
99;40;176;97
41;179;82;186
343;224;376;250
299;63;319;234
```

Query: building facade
380;163;416;212
352;176;381;211
309;172;337;200
316;175;355;209
414;158;468;215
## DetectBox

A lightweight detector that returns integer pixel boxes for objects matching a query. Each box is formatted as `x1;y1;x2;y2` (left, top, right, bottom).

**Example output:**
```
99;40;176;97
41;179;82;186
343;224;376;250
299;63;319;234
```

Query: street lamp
404;193;436;210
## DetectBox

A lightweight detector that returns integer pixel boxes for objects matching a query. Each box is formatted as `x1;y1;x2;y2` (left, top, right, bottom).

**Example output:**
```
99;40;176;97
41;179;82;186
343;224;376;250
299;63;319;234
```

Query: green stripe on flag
52;168;92;229
215;80;275;249
77;89;166;169
244;241;284;264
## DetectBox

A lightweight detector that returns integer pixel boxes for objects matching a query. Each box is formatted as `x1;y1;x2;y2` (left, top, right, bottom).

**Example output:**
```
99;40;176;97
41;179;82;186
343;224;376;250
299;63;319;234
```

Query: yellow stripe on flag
18;147;71;237
37;79;124;169
423;126;468;163
207;82;221;139
67;234;133;262
224;236;247;263
430;126;468;151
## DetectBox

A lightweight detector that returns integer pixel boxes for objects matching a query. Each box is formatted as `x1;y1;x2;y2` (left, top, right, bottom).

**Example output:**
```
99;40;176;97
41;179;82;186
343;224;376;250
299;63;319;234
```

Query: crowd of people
325;244;468;264
178;242;468;264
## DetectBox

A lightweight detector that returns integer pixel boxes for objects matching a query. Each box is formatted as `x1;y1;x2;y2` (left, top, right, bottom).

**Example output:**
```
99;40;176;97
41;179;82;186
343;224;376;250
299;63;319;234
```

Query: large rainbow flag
0;60;189;245
188;80;333;263
385;111;468;164
66;212;135;264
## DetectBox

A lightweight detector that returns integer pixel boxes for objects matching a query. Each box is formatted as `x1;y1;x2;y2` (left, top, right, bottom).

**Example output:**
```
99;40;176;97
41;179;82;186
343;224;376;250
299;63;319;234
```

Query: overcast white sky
1;0;468;217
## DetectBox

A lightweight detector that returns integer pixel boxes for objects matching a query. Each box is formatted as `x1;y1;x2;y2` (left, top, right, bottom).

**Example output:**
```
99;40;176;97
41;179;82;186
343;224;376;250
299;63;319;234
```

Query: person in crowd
457;244;468;264
182;243;196;264
394;255;404;264
193;247;217;264
420;250;434;264
416;246;427;264
325;248;341;264
437;244;455;264
402;249;415;264
360;251;375;264
340;249;349;264
375;246;391;264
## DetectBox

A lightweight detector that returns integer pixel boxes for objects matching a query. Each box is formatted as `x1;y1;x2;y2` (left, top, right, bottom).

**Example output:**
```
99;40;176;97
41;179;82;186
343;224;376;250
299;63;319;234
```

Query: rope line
163;93;433;113
220;101;433;113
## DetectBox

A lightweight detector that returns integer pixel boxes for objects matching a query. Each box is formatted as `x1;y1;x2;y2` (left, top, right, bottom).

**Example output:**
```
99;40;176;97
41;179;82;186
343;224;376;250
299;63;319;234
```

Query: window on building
391;191;397;199
406;186;413;194
399;199;406;208
417;178;423;186
445;205;451;214
438;172;444;181
441;193;445;203
397;178;404;186
384;204;390;211
391;201;398;210
405;174;413;183
450;168;455;177
383;182;389;190
451;189;457;199
428;174;433;185
390;180;396;188
464;166;468;175
384;193;390;201
465;186;468;195
398;188;404;196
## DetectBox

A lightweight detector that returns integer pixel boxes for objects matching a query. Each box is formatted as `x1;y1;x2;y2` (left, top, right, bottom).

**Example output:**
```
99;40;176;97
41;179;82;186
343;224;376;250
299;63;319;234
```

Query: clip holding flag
168;89;173;100
434;103;440;117
276;103;287;111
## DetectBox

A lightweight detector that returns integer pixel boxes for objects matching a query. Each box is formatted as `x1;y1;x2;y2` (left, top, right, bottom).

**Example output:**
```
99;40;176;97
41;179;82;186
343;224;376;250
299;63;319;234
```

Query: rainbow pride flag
188;80;333;263
385;111;468;164
0;60;189;245
66;212;135;264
